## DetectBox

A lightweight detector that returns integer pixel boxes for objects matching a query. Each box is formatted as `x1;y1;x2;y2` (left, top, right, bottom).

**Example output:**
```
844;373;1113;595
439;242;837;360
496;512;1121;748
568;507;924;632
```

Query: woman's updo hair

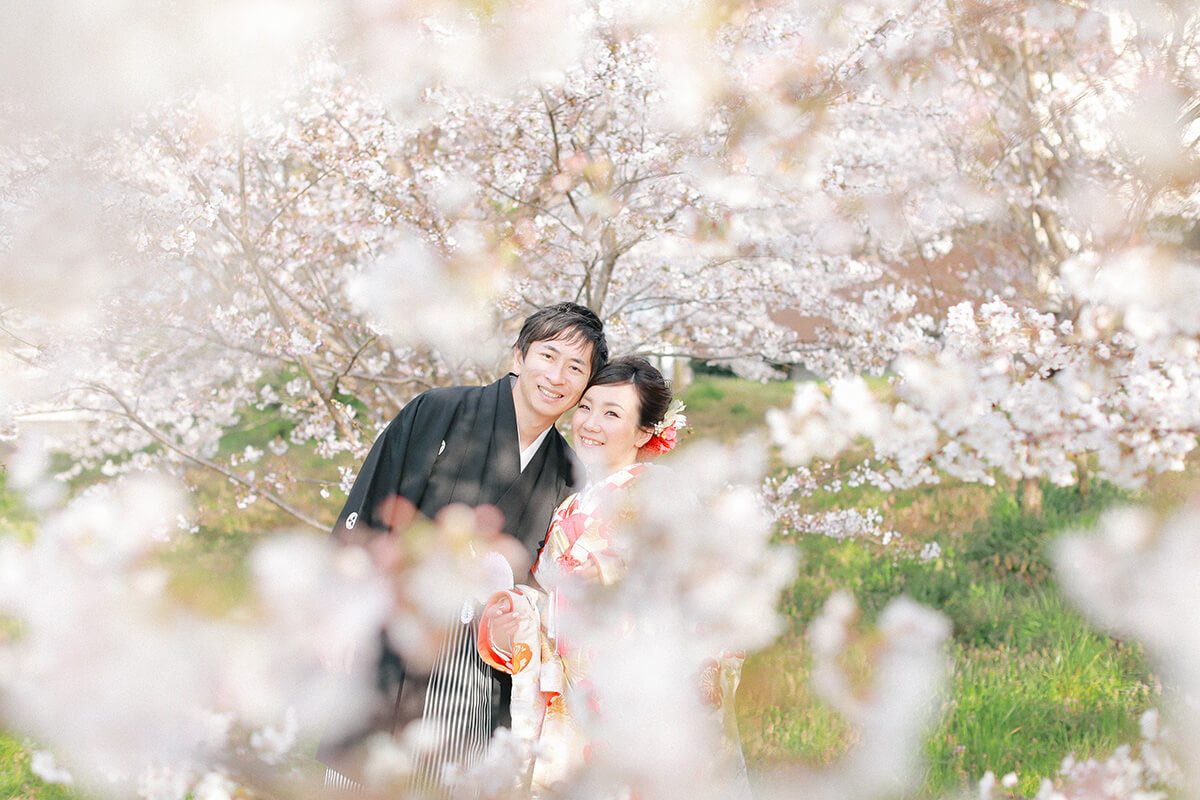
587;355;672;431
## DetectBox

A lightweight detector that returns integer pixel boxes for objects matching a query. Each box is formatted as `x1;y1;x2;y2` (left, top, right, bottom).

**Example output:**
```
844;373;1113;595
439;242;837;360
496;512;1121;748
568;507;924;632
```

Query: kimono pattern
477;463;746;796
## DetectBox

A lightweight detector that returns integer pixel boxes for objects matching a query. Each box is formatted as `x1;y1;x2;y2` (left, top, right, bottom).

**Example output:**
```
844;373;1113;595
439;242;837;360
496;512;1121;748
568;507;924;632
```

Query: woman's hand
480;593;520;654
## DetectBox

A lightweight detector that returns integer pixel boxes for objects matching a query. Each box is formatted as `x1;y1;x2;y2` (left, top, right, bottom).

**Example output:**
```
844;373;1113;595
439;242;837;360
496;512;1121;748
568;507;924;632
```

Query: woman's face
571;382;652;473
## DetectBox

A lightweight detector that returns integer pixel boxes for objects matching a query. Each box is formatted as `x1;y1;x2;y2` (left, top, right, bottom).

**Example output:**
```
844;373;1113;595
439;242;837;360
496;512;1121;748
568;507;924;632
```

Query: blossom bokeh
4;1;1200;798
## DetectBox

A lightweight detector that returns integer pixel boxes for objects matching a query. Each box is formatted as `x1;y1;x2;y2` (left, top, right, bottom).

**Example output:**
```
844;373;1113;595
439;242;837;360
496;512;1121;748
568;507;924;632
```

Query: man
319;302;607;791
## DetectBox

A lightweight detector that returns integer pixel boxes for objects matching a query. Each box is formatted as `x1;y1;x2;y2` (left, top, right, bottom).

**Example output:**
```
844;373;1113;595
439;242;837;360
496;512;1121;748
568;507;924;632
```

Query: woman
476;357;743;796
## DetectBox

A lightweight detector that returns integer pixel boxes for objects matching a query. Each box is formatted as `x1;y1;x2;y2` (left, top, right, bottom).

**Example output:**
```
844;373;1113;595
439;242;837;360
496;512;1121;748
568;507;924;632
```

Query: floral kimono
477;463;746;795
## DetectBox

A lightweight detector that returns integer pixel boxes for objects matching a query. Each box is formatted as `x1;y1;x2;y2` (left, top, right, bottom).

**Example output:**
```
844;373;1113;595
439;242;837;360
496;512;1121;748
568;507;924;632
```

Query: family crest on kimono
318;303;608;792
476;356;747;797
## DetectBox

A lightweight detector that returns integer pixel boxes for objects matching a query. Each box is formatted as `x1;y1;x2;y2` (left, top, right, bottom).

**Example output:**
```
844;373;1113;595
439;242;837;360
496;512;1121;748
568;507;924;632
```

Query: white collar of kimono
519;425;552;472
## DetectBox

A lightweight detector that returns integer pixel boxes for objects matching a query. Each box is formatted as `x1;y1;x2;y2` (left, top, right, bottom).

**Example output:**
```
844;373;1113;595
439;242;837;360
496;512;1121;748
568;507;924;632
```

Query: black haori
319;375;579;789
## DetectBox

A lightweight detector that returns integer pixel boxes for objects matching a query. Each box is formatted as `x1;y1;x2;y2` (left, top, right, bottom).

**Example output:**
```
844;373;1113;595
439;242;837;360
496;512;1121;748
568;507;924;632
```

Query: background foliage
3;1;1200;799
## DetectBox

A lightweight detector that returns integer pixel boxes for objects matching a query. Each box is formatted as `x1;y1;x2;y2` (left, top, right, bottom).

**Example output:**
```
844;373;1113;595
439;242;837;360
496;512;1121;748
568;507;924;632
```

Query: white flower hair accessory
642;398;687;457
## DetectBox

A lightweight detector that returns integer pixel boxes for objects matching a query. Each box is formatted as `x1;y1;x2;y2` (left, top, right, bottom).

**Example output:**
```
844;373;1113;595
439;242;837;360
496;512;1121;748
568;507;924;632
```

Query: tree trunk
1020;476;1043;515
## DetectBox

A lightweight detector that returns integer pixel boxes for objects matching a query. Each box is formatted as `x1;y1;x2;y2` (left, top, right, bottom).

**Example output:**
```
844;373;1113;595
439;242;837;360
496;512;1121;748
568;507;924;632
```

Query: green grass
677;374;796;444
0;375;1177;799
928;594;1155;797
0;472;38;545
738;642;852;768
0;478;87;799
0;733;81;800
733;414;1162;798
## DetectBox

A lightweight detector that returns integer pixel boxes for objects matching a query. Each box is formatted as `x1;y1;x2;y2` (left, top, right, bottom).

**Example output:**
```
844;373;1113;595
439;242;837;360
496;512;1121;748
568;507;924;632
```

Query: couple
320;303;738;795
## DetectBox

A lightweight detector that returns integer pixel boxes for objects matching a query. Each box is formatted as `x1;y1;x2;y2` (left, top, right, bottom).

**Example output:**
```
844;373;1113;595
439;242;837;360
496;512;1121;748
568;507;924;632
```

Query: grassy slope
695;374;1166;799
0;735;79;800
738;486;1159;798
0;375;1179;799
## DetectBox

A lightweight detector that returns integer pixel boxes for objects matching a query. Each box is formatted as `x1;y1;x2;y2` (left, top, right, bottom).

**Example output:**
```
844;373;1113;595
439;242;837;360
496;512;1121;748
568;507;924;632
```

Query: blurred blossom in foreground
344;0;592;105
345;228;508;369
0;0;331;133
561;442;795;799
0;473;391;799
1054;504;1200;796
1060;248;1200;341
441;441;796;800
3;432;64;511
365;500;532;674
0;164;133;335
759;590;951;800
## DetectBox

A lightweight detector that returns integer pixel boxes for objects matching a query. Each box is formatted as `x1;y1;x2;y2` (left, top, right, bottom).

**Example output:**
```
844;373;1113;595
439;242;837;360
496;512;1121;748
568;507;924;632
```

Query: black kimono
319;375;578;787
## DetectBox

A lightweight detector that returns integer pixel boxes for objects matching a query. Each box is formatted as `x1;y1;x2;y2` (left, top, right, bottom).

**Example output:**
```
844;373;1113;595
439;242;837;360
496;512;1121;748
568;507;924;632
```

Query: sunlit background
3;1;1200;798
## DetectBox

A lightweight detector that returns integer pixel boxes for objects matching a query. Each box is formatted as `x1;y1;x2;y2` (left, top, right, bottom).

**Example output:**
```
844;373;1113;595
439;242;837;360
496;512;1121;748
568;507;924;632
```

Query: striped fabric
323;766;364;794
409;616;494;794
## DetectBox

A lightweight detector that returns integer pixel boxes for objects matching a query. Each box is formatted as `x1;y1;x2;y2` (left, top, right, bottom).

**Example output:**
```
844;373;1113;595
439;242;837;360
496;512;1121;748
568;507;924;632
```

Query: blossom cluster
761;471;900;547
769;261;1200;496
5;2;1200;800
0;472;392;799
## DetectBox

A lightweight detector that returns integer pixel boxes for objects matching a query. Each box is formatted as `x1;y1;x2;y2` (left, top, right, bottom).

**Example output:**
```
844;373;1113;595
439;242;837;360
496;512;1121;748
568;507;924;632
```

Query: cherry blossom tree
760;0;1200;520
361;17;931;378
2;4;930;527
3;58;442;530
5;2;1200;800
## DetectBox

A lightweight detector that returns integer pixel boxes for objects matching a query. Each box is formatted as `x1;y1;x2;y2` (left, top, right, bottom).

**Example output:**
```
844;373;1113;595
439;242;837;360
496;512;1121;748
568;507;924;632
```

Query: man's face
511;335;593;428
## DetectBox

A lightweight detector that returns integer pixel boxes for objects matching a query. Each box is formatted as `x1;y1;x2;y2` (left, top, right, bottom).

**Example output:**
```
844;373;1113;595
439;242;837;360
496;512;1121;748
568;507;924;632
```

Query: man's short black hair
515;302;608;379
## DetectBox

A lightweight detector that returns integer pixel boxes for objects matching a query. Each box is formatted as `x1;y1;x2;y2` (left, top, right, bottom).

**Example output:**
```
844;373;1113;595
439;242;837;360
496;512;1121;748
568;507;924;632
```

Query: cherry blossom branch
83;383;326;531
